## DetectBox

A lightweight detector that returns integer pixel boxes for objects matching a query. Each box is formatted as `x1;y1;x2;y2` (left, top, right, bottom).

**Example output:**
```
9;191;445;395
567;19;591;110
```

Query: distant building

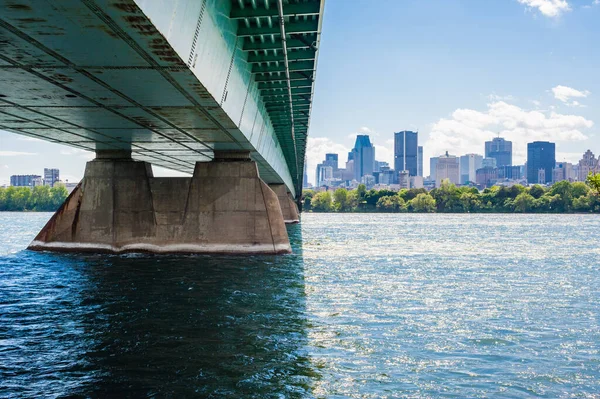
324;153;339;171
361;174;376;189
476;167;498;188
537;168;546;185
10;174;41;187
394;131;418;177
482;157;497;168
44;168;60;187
410;176;424;189
316;164;333;187
552;162;573;183
498;165;522;180
527;141;555;184
352;135;375;181
303;161;309;188
435;152;460;187
417;146;423;177
485;137;512;167
430;157;439;182
379;168;397;185
577;150;599;181
398;170;410;189
459;154;483;184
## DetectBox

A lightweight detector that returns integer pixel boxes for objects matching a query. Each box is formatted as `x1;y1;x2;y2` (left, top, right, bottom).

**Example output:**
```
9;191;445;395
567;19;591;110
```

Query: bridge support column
29;150;291;254
269;184;300;224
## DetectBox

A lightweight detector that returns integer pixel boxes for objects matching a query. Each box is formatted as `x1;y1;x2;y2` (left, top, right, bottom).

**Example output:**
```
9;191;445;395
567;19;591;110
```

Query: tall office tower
44;168;60;187
351;135;375;181
430;157;439;182
485;137;513;167
324;153;339;171
577;150;599;181
417;146;423;177
303;161;309;187
527;141;556;184
435;152;460;187
482;157;497;168
459;154;483;184
394;131;418;177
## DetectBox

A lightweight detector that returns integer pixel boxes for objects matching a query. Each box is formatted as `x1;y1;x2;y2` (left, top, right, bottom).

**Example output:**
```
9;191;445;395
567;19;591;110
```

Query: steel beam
230;2;321;19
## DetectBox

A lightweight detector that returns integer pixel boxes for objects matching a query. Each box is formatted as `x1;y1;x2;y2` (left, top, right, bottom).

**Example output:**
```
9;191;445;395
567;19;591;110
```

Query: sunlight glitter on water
1;212;599;398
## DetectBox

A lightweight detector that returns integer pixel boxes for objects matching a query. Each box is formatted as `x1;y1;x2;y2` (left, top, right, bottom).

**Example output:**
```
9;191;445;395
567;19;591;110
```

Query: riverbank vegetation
0;184;69;211
303;173;600;214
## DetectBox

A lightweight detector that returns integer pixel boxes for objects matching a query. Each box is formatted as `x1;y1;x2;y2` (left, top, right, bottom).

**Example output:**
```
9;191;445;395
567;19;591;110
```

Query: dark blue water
1;213;599;398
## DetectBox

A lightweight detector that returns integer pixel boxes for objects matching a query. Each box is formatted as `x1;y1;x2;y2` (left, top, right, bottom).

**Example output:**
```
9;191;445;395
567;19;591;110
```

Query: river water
0;212;599;398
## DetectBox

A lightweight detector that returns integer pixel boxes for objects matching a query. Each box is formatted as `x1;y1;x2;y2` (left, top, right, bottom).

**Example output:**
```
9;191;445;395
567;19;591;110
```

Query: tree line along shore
0;184;69;212
303;173;600;214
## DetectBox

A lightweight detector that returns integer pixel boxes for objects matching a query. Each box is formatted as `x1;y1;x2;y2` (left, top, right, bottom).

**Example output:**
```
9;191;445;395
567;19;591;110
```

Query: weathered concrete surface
29;156;291;254
269;184;300;224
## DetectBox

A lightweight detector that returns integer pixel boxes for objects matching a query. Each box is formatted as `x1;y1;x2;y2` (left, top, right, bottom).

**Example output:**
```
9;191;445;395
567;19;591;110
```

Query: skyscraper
44;168;60;187
303;161;309;187
417;146;423;177
324;153;339;171
351;135;375;181
435;152;460;187
485;137;512;167
577;150;599;181
459;154;483;184
430;157;439;182
394;131;418;177
527;141;556;184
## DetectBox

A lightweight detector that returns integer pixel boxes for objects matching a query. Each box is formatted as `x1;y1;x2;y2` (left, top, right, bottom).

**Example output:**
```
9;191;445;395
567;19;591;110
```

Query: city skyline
2;0;600;186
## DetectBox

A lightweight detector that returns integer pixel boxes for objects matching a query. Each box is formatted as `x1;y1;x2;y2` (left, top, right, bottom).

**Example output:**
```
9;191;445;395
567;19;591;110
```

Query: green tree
512;192;535;213
571;182;590;199
587;172;600;195
548;180;573;212
459;192;482;212
430;179;461;212
333;188;350;212
310;191;333;212
529;184;545;199
302;190;315;211
376;195;406;212
50;184;69;210
408;193;436;213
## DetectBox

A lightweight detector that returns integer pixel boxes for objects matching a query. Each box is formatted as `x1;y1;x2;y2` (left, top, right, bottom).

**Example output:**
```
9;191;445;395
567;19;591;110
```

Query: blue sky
1;0;599;185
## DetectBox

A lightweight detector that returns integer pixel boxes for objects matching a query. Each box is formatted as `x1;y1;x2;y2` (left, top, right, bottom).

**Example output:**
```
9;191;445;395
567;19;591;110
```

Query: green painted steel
0;0;324;198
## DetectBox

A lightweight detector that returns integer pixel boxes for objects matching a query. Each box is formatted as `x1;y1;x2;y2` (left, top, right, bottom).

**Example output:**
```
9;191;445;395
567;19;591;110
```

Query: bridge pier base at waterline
28;150;291;255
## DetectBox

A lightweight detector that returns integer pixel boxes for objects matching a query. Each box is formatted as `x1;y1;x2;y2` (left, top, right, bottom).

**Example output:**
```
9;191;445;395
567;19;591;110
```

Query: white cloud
0;151;37;156
424;101;593;173
305;137;350;185
552;85;590;105
59;148;94;160
488;93;516;102
373;144;394;167
517;0;571;17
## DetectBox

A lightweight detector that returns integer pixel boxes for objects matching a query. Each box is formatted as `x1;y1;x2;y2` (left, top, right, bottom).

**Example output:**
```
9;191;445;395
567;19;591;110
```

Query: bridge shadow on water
1;225;319;398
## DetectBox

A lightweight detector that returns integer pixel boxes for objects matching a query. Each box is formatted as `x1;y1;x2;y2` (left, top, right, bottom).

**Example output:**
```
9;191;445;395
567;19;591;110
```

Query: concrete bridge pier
269;184;300;224
29;150;291;254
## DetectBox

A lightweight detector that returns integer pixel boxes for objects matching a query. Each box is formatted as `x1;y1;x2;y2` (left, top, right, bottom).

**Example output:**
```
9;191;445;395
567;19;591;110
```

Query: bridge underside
0;0;323;254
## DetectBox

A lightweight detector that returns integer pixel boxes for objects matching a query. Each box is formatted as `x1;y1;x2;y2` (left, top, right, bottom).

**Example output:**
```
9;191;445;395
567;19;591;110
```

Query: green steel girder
248;49;316;64
261;87;312;99
258;79;313;90
230;2;321;19
251;60;314;74
238;20;319;37
254;71;313;82
243;35;317;51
